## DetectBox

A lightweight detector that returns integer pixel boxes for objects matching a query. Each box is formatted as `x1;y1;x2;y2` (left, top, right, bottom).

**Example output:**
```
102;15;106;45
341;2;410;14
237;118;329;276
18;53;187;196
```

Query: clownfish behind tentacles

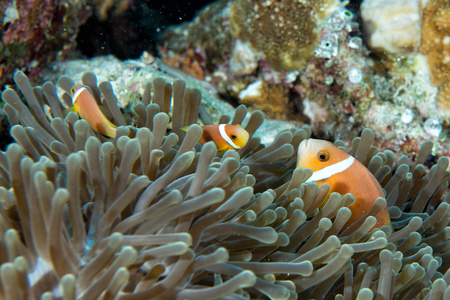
69;85;117;138
196;124;249;153
297;138;392;229
69;82;248;148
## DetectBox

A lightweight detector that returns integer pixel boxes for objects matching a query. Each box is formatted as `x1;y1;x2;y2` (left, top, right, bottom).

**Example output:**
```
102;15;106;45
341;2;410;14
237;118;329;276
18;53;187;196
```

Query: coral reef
367;56;447;156
159;47;208;80
229;0;344;71
0;0;91;87
155;0;450;158
360;0;422;55
159;0;233;75
292;9;375;141
229;40;258;77
232;79;294;120
0;71;449;299
419;0;450;112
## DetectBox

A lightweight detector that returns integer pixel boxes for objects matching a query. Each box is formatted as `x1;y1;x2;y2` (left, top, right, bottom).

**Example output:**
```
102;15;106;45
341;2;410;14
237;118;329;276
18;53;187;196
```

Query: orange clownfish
297;138;391;229
70;85;117;138
198;124;249;153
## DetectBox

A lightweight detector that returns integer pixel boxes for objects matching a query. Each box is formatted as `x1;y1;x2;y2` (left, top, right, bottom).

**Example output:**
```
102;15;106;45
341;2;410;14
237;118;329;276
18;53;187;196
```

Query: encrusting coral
360;0;422;55
229;0;344;71
235;79;294;120
419;0;450;111
0;71;450;299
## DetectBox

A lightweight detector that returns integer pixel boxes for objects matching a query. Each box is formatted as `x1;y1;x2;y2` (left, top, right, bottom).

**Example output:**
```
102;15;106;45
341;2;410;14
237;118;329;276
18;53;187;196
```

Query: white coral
230;40;258;76
361;0;422;55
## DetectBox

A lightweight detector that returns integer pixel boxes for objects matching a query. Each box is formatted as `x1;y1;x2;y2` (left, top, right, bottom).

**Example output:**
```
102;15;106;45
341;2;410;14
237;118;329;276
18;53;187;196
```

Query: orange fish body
297;139;391;229
71;85;117;138
198;124;249;152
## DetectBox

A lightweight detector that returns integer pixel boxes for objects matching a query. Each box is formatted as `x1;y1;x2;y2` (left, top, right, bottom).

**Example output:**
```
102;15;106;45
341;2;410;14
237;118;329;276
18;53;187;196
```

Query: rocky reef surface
158;0;450;159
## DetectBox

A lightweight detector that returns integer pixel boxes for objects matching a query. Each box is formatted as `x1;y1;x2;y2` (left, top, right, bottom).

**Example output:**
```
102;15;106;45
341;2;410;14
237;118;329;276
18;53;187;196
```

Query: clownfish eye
317;150;330;162
71;86;77;94
230;134;237;140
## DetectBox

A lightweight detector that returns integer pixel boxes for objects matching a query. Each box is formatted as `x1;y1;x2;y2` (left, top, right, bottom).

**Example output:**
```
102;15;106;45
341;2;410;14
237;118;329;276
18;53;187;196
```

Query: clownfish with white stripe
69;85;117;138
197;124;249;153
297;138;391;229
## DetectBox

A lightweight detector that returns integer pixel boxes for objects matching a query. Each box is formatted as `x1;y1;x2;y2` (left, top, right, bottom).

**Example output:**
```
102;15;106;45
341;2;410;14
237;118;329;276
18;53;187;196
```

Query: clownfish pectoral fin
181;126;189;132
63;106;78;116
216;145;231;153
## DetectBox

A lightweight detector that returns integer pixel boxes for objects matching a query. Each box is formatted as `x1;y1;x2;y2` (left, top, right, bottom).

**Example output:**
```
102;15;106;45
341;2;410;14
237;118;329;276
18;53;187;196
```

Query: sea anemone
0;71;449;299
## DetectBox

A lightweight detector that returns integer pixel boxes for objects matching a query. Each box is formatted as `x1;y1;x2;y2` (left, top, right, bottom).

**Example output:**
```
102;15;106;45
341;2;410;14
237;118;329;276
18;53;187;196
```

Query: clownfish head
222;124;250;149
70;84;83;96
70;84;90;112
296;138;350;172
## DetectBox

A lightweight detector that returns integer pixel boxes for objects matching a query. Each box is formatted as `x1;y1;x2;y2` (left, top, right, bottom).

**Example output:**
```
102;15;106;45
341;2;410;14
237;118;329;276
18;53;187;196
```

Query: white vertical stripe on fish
218;124;240;149
305;156;355;182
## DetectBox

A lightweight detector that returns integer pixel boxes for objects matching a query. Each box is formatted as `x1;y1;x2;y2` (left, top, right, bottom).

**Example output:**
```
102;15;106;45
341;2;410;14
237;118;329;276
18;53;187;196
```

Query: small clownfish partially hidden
70;85;117;138
297;138;391;229
197;124;249;153
140;51;156;65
